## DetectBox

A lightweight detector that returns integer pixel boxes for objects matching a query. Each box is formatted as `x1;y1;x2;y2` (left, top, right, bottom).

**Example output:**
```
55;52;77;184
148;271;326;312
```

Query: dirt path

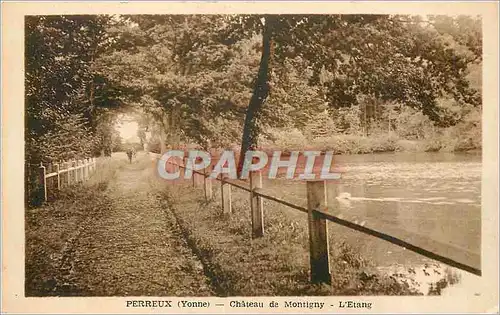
67;154;214;296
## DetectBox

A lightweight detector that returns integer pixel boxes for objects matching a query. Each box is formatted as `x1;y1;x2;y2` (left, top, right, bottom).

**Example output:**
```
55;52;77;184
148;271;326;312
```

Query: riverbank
258;133;481;156
151;130;480;157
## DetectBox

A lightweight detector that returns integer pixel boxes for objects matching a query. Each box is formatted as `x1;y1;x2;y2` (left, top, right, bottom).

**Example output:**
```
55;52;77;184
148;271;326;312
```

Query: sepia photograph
2;1;499;314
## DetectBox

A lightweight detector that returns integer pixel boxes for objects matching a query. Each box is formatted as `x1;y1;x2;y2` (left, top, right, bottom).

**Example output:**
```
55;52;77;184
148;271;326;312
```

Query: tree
25;15;127;161
92;14;480;163
222;14;481;163
96;15;257;150
237;16;276;171
25;15;129;204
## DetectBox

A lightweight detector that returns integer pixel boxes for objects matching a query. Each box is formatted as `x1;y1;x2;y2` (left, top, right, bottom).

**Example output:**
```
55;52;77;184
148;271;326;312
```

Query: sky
117;120;139;142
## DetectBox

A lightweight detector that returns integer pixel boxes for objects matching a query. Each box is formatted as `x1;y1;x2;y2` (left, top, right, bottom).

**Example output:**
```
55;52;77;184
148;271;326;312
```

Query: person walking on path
126;147;136;163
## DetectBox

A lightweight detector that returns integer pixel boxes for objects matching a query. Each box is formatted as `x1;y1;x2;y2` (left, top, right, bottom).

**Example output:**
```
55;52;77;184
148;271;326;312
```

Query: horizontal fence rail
38;157;97;203
153;154;481;285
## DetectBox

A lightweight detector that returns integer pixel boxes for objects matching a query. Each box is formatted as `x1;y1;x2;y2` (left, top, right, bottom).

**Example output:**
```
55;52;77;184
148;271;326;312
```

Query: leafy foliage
25;15;129;205
26;15;121;161
26;14;482;203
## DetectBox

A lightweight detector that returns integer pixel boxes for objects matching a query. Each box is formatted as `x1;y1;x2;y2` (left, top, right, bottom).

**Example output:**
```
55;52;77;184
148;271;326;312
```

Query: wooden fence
38;157;97;202
159;154;481;284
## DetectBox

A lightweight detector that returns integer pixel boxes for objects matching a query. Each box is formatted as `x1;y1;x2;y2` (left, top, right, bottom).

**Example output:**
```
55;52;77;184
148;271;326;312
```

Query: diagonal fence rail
153;154;481;285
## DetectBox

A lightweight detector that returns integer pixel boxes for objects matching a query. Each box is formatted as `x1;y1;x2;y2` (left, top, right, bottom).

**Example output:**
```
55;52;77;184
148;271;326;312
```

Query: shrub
311;133;398;154
393;106;436;140
304;110;339;140
437;106;481;152
260;128;309;152
332;106;363;135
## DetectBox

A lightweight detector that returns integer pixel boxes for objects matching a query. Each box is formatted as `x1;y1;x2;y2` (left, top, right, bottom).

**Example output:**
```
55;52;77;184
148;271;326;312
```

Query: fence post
64;162;71;186
183;157;188;179
221;174;232;216
85;158;90;180
60;161;64;189
89;158;93;177
74;160;79;182
192;159;196;187
76;160;80;182
79;160;84;182
306;180;331;285
38;162;47;202
73;160;77;183
55;163;61;190
82;158;87;180
250;170;264;238
88;158;91;178
64;162;71;187
204;166;213;201
48;163;54;194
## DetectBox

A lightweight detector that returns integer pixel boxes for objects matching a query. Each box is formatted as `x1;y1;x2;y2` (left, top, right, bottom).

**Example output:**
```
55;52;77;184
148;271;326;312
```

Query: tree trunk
159;114;169;154
169;105;181;148
237;16;275;175
90;79;95;108
88;51;96;125
363;103;367;137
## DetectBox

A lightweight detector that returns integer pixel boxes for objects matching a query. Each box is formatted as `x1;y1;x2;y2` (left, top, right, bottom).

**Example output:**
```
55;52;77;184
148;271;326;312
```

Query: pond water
263;151;482;295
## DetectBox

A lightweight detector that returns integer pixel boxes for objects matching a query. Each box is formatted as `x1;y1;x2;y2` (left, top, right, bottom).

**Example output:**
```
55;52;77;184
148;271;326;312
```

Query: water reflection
264;152;482;295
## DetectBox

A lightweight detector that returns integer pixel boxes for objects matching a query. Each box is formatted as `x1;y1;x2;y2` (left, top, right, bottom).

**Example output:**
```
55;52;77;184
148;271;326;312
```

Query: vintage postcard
1;1;499;314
